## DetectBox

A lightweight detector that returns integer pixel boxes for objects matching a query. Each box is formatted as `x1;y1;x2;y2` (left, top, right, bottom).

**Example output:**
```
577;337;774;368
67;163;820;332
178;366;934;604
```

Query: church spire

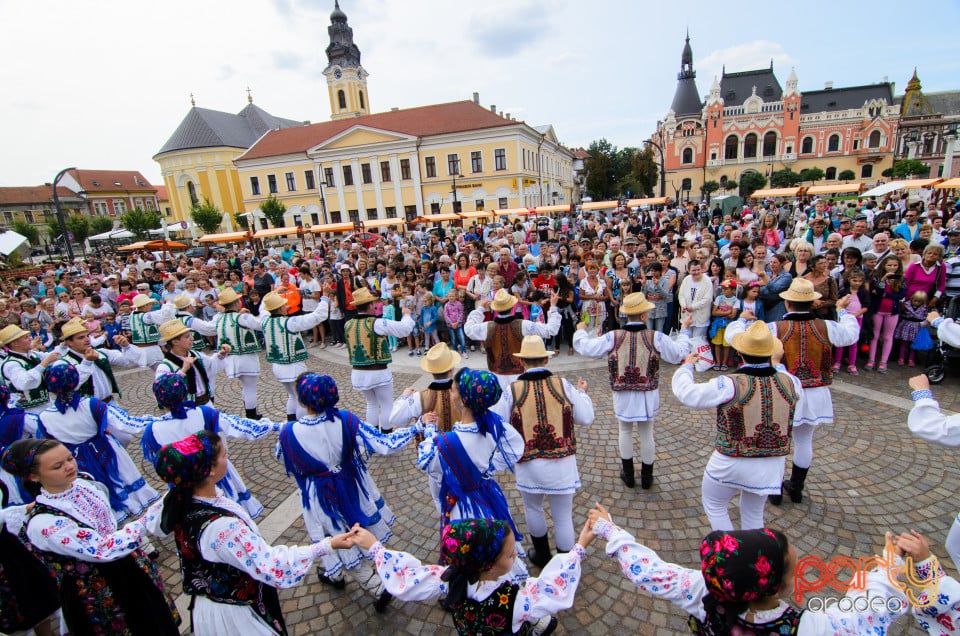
670;32;702;117
325;0;362;71
323;1;370;120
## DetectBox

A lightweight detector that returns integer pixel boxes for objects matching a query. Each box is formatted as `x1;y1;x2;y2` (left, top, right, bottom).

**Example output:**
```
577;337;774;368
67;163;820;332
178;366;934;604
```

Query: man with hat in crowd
154;319;232;406
673;320;803;531
573;292;694;489
388;341;461;437
188;288;267;419
464;288;561;394
128;292;176;366
0;323;60;413
54;317;146;405
491;335;594;568
172;294;209;351
344;286;414;432
724;278;858;507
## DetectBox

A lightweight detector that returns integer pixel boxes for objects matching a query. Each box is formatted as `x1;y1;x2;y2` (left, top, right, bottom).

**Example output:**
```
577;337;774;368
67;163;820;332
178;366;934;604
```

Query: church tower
669;31;703;118
323;1;370;120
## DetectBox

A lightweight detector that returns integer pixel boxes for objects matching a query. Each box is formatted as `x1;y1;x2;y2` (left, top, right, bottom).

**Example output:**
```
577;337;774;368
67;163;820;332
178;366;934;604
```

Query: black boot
640;462;654;490
784;465;809;503
769;484;783;506
286;413;297;422
528;534;552;568
620;458;635;488
245;407;263;420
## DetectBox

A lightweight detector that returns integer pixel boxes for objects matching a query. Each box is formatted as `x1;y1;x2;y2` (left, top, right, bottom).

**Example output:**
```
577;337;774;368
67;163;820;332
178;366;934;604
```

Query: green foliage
65;213;91;244
46;217;63;242
739;172;767;198
90;216;114;235
234;211;249;230
584;139;617;200
5;250;22;268
769;169;802;188
891;159;931;178
881;167;894;178
120;207;161;240
259;195;287;228
631;146;659;197
191;199;224;234
723;179;738;192
837;169;856;182
700;180;720;196
12;220;39;246
799;167;825;184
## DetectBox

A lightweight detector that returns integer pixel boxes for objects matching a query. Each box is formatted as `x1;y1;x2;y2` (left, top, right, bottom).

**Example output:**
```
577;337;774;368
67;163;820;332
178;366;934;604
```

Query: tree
90;216;114;235
837;169;856;183
769;169;801;188
881;168;895;178
259;195;287;228
191;199;224;234
584;139;617;200
723;179;738;193
46;217;63;242
12;220;39;246
234;211;249;230
891;159;931;178
65;213;91;255
700;180;720;202
120;207;161;240
739;172;767;198
799;167;825;184
631;147;659;197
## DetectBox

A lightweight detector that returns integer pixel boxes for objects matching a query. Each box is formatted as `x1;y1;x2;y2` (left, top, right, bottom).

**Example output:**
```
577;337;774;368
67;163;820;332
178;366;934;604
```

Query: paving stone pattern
108;347;956;635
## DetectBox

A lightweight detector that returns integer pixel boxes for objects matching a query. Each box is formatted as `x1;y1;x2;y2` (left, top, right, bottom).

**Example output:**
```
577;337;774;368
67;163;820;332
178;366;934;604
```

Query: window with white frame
113;199;127;215
93;201;109;216
285;172;296;191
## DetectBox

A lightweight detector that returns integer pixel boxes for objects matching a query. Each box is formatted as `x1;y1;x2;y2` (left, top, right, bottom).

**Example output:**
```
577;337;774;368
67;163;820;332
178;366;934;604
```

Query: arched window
682;148;693;164
187;181;198;207
725;135;739;160
801;137;814;154
359;90;365;110
861;165;874;179
337;89;346;110
762;131;777;157
719;175;728;186
827;134;841;152
868;130;882;148
744;133;758;158
681;178;692;191
825;167;837;180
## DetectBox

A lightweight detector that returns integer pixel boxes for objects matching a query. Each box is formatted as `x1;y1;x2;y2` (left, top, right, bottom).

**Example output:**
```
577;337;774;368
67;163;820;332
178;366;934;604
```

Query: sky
1;0;958;188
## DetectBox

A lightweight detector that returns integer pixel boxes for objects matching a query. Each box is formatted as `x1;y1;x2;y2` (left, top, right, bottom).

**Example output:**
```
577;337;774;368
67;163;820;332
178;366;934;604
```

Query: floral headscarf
154;431;217;534
296;373;339;420
43;363;81;414
153;373;189;419
454;369;518;469
439;519;508;608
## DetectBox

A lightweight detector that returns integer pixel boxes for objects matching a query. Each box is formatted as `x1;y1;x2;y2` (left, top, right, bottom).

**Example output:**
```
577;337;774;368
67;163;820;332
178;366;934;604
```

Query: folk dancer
154;319;230;406
275;373;422;611
388;341;462;437
55;317;144;405
0;383;41;505
256;291;330;421
573;292;693;489
491;335;594;568
172;293;209;351
725;278;858;505
128;293;176;366
672;321;803;531
143;373;277;519
154;431;352;636
0;323;59;414
464;288;561;394
189;288;265;419
343;287;414;432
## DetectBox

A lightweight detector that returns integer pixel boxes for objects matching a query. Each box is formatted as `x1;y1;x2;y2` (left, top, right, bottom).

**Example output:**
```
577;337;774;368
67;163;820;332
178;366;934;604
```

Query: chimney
302;120;311;125
505;113;510;119
473;92;479;104
882;75;888;83
391;107;399;111
824;81;833;90
499;111;503;117
490;104;496;113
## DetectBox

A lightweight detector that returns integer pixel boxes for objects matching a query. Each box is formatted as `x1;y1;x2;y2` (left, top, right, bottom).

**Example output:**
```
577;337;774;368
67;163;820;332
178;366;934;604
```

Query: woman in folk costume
172;293;209;351
573;292;693;490
3;438;180;636
388;341;462;434
0;382;42;505
154;431;354;636
417;369;526;570
36;363;160;522
188;288;266;419
128;293;176;366
255;291;330;421
154;319;231;406
0;322;60;414
143;373;277;519
673;321;803;532
275;373;422;611
347;515;597;636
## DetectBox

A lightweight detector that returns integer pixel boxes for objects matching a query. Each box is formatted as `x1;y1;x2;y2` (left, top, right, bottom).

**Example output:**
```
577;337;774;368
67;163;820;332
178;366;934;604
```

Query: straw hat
132;293;159;309
159;319;191;343
778;278;822;302
0;324;29;346
513;335;556;359
262;292;287;312
60;318;90;340
173;294;194;311
218;288;241;306
730;320;783;358
490;289;519;313
351;287;377;307
620;292;655;316
420;342;461;374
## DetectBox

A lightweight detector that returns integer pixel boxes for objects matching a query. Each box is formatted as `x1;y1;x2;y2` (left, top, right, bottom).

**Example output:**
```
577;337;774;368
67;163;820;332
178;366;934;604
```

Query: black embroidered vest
451;580;533;636
689;605;803;635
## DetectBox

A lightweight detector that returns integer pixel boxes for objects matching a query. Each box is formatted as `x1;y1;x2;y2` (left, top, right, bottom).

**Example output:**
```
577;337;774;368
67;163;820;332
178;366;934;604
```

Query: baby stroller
925;296;960;384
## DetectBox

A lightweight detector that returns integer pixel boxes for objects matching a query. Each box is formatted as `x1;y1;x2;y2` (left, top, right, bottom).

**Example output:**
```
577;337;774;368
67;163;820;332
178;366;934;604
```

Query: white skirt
793;385;834;427
703;450;786;495
192;596;279;636
223;353;260;378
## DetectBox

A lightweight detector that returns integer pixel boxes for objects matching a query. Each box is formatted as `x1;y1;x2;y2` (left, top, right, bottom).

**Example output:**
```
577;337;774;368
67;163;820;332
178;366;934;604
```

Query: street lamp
643;139;666;198
451;172;464;214
52;166;76;261
316;165;329;225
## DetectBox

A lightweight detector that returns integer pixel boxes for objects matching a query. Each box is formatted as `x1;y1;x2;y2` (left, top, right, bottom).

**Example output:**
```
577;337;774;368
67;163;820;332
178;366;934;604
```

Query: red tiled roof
68;169;156;193
155;185;169;201
572;148;590;160
240;100;517;161
0;185;79;206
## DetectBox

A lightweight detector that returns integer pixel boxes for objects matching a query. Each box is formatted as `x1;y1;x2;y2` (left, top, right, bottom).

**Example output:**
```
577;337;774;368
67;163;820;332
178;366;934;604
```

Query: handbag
912;325;935;351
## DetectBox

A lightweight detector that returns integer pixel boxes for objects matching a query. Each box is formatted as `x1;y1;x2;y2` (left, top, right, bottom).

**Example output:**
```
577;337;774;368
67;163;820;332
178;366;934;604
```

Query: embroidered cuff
837;309;848;318
911;390;935;402
593;517;617;539
914;556;946;581
932;317;945;328
571;544;587;559
312;537;332;558
368;542;386;564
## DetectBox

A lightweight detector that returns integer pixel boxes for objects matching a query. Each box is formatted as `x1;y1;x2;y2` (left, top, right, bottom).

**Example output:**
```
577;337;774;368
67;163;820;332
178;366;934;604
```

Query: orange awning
805;183;864;195
116;241;151;252
362;218;405;229
580;200;619;211
899;178;944;189
197;231;251;244
458;210;494;219
253;227;301;239
416;213;461;223
626;197;671;206
533;204;570;214
493;208;532;217
309;223;355;235
935;178;960;189
750;187;803;198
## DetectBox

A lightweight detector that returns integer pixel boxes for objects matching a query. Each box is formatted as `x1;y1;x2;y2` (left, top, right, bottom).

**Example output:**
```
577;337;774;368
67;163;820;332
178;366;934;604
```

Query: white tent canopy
89;229;134;241
860;182;906;198
0;230;28;256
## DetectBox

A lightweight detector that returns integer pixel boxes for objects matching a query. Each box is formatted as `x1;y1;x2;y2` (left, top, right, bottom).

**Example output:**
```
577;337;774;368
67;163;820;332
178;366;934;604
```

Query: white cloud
698;40;795;90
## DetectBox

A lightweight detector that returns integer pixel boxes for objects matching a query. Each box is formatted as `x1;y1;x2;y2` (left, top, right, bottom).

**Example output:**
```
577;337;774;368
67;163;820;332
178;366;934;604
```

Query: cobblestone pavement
109;345;958;635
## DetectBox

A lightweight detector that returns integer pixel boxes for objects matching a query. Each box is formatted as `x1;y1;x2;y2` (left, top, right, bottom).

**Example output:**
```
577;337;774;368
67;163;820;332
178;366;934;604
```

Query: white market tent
89;229;134;241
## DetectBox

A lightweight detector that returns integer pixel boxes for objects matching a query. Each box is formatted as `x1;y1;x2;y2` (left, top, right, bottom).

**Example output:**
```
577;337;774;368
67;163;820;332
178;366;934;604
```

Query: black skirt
0;527;60;632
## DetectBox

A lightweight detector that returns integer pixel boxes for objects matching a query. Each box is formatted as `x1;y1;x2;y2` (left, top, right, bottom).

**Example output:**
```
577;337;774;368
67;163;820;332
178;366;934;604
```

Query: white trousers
361;383;394;430
792;423;816;469
281;381;306;418
240;375;258;410
947;513;960;572
619;419;655;464
520;491;576;552
701;475;767;531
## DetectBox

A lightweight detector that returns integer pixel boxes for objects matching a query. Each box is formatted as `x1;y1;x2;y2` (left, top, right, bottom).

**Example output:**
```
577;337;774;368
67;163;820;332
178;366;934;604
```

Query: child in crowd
402;283;422;356
117;298;132;332
325;284;345;348
28;318;54;351
867;255;906;373
528;289;546;323
444;288;467;358
739;281;764;323
834;269;870;375
382;286;401;353
709;279;739;371
895;290;931;367
420;292;439;348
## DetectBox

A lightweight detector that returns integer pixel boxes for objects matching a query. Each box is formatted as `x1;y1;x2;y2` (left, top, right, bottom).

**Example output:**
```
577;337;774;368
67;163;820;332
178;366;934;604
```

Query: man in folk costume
128;293;176;366
491;335;594;568
55;317;144;405
388;342;462;434
673;321;804;531
154;320;231;406
188;288;266;419
0;324;59;414
464;288;561;394
172;293;209;351
254;291;330;422
343;287;414;432
724;278;858;506
573;292;694;489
